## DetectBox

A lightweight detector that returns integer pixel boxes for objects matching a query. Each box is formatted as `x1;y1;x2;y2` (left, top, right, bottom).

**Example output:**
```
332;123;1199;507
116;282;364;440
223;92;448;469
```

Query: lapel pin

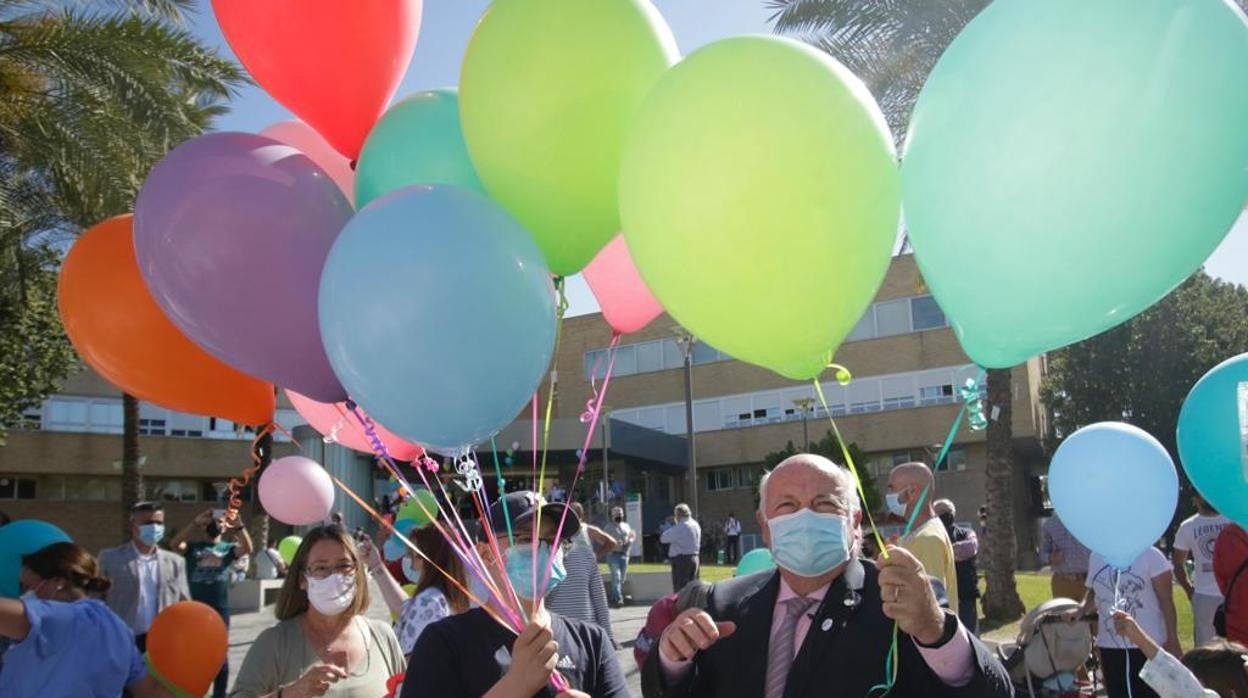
821;618;834;632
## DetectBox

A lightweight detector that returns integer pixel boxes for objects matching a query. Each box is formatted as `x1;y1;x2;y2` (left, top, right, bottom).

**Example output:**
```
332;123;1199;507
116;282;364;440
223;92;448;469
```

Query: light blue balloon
0;520;71;597
1049;422;1178;569
735;548;776;577
1178;353;1248;528
320;185;557;450
383;518;418;562
355;89;485;209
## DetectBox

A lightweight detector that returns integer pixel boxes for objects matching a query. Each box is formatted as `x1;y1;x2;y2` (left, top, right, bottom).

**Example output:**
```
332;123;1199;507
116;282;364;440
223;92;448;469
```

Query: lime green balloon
903;0;1248;369
460;0;678;276
619;36;899;380
398;488;438;527
277;535;302;565
355;89;483;209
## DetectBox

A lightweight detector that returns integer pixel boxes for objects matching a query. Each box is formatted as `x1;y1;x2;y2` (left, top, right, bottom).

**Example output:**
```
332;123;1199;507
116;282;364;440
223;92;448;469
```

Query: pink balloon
583;234;664;334
261;121;356;205
286;390;424;462
258;456;335;526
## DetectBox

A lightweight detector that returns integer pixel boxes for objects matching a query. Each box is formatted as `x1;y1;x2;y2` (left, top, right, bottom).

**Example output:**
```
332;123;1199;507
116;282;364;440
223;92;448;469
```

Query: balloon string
225;423;275;525
490;437;516;548
540;331;620;596
534;277;568;618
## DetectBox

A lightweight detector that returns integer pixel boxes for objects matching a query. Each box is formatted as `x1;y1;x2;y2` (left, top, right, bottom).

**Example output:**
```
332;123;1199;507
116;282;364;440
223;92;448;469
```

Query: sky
188;0;1247;316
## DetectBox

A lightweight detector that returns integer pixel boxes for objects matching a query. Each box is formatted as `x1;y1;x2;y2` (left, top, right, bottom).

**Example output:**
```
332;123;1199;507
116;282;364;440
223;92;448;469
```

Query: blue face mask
402;557;421;584
505;541;566;599
885;492;907;518
767;509;850;578
138;523;165;547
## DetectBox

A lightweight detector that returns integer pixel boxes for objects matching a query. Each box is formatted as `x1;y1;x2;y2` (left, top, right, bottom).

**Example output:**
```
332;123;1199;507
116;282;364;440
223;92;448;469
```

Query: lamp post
600;407;612;506
674;331;698;516
792;397;816;451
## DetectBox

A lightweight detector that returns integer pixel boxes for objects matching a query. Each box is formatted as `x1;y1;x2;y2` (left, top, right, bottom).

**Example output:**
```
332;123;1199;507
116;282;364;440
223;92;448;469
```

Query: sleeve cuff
658;650;695;684
913;613;975;687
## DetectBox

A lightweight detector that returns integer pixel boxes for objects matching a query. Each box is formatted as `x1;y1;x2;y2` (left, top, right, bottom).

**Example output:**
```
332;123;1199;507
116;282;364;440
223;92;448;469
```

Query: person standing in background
604;505;636;608
1214;523;1248;646
661;504;702;593
546;502;617;646
1040;513;1092;603
98;501;190;651
934;499;980;633
723;513;742;566
886;463;959;612
1173;493;1229;647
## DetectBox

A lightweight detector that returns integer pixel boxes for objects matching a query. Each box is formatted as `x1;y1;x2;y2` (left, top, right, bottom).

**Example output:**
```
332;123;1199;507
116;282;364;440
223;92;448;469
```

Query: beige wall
0;430;296;478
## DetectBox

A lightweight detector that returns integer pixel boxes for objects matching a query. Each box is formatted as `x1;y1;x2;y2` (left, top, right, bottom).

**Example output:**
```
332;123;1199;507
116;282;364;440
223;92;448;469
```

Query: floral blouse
395;587;452;656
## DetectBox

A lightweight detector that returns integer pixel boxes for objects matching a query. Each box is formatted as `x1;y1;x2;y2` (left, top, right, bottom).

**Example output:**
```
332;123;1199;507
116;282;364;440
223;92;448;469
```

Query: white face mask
305;573;356;616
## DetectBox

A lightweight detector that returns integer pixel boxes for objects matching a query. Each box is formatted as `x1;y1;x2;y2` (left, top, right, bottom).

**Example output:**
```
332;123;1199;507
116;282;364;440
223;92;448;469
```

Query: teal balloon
0;520;71;597
384;518;418;561
1178;353;1248;528
355;89;484;208
903;0;1248;368
319;185;557;450
735;548;776;577
1048;423;1177;569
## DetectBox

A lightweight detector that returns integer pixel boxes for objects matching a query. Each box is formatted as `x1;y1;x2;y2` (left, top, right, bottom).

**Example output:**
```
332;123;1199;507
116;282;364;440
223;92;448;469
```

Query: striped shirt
546;531;615;644
1039;516;1091;575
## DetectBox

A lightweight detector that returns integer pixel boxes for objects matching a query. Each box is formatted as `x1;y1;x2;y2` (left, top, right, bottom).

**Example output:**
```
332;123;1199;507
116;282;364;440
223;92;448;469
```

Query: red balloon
212;0;422;159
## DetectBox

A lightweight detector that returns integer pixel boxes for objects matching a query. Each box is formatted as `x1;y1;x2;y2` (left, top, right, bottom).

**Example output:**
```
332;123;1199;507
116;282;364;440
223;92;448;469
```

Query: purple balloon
134;132;352;402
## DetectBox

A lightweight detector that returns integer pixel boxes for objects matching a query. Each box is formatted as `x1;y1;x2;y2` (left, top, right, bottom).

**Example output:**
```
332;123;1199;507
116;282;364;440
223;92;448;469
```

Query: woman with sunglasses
231;525;404;697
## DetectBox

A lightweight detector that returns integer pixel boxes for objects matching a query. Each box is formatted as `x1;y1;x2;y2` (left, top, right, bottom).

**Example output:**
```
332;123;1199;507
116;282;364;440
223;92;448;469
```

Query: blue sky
188;1;1246;315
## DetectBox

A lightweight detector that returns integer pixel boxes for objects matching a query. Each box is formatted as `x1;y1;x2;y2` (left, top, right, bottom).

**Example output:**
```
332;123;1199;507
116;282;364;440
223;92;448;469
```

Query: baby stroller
995;598;1096;697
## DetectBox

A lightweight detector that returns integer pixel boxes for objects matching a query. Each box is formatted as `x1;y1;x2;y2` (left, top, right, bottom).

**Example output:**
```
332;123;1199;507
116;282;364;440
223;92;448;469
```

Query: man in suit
98;501;191;650
642;454;1012;698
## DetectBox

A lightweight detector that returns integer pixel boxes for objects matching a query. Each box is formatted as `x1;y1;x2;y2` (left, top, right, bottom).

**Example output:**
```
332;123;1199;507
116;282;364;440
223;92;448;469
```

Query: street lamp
673;331;698;516
792;397;816;450
600;406;612;506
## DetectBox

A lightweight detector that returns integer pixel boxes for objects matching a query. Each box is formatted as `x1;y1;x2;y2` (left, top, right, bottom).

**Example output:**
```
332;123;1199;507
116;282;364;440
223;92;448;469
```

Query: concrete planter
603;571;671;604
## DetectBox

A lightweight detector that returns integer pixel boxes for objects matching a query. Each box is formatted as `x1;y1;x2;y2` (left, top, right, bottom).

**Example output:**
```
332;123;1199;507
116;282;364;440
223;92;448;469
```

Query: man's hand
658;608;736;663
500;621;559;695
879;546;946;645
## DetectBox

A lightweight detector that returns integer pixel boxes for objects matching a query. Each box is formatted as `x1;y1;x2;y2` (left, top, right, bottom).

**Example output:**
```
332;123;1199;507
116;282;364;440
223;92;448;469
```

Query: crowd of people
3;456;1248;697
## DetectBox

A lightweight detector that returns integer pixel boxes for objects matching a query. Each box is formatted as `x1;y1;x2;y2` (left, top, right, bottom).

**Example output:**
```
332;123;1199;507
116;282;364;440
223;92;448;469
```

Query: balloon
277;536;302;566
0;520;70;597
134;132;353;403
460;0;678;275
147;601;228;696
286;390;424;463
261;120;355;204
212;0;421;159
397;489;439;527
257;456;336;526
1048;422;1178;569
319;185;557;449
619;36;898;380
735;548;776;577
355;89;484;209
902;0;1248;369
57;216;275;425
1178;353;1248;528
583;234;664;335
383;518;418;562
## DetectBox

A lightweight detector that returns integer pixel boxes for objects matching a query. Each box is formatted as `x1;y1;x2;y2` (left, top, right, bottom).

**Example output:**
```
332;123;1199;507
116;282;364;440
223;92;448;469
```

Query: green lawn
603;565;1196;646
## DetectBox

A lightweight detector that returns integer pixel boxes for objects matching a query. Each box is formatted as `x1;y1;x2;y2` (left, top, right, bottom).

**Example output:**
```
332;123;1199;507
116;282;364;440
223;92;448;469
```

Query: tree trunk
250;428;274;555
120;393;143;540
980;368;1026;620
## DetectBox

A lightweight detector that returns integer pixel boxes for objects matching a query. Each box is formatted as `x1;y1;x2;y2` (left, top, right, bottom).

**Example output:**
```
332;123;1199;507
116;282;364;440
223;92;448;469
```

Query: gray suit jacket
98;542;191;634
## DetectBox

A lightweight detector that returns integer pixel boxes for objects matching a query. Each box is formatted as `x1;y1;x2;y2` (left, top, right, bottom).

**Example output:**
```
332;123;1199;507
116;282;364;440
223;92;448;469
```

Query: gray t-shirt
230;616;404;697
661;519;701;557
603;521;633;554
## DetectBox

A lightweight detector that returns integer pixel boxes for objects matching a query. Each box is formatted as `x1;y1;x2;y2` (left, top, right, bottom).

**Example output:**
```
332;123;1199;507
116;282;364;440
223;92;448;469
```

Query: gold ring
893;587;900;602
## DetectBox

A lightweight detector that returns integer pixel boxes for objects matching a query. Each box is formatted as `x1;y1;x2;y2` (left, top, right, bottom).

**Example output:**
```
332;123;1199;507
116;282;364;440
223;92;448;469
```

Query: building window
846;309;876;341
910;296;946;331
139;418;167;436
891;452;915;467
41;476;66;501
737;468;757;489
17;409;42;431
64;477;120;502
0;476;36;500
146;480;200;502
874;299;911;337
919;384;955;406
945;447;968;472
706;469;735;492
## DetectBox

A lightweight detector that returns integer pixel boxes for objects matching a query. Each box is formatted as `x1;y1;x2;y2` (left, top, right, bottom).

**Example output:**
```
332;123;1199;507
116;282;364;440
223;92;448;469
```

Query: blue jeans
607;552;629;604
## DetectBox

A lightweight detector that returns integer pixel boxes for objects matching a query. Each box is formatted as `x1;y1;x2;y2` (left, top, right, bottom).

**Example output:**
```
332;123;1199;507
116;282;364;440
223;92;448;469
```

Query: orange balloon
58;215;275;425
147;601;228;695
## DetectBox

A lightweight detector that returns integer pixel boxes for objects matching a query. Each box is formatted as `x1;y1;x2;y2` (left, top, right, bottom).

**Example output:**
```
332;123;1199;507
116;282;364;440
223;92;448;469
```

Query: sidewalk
226;580;650;696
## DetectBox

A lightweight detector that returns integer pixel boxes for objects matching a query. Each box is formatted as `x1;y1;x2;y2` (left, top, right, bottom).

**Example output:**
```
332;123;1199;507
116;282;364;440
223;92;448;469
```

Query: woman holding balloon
0;542;170;697
231;526;404;697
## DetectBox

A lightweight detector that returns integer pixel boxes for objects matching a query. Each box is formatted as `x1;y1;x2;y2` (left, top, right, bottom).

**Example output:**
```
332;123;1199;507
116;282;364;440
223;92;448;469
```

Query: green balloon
397;488;438;527
460;0;678;276
903;0;1248;368
277;535;302;565
619;36;899;380
735;548;776;577
355;89;484;209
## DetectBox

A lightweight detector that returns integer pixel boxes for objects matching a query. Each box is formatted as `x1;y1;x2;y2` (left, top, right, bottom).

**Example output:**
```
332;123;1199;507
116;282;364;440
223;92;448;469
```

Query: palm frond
0;0;195;24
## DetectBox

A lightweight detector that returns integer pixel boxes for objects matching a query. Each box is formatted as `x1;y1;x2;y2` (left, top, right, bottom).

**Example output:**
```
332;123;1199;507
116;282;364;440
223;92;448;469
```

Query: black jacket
949;523;981;600
641;563;1013;698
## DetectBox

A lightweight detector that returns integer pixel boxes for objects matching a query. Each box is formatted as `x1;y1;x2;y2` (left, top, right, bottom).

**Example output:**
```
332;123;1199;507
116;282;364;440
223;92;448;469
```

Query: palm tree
0;0;247;534
767;0;1028;620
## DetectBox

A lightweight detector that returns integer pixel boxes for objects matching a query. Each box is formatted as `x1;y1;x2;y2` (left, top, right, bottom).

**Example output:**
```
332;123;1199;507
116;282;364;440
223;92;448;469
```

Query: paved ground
226;580;650;695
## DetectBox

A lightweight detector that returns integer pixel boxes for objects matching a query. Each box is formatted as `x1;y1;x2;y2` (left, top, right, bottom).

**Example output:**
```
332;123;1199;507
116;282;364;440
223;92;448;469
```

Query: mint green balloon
460;0;678;276
903;0;1248;369
620;36;899;380
355;89;484;209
